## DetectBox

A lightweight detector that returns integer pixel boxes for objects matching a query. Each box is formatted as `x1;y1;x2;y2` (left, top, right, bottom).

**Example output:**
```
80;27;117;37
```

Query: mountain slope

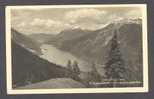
12;40;79;88
29;33;56;43
11;29;42;55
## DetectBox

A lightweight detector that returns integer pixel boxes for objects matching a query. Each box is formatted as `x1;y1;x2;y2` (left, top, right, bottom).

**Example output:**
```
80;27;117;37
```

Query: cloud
64;9;107;30
125;9;142;18
30;18;73;33
11;8;142;35
30;18;60;27
65;9;106;23
16;22;26;28
13;18;73;34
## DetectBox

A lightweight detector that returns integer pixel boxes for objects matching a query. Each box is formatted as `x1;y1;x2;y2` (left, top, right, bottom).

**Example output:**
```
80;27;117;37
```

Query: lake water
40;44;91;71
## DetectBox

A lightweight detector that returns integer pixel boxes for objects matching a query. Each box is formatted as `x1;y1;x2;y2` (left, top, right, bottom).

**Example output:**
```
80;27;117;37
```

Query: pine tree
104;30;126;81
72;61;80;75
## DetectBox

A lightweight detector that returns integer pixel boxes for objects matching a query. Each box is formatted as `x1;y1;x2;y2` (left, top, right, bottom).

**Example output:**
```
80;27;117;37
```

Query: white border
5;4;148;94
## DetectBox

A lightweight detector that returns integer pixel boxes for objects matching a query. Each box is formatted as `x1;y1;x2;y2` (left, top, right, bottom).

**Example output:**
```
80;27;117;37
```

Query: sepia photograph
5;4;148;94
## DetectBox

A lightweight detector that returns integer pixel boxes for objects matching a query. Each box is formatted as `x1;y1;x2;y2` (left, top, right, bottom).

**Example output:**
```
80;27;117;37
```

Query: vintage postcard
5;4;148;94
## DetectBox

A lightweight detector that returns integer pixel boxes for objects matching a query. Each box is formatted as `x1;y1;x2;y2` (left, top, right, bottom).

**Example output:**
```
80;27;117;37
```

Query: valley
12;18;143;88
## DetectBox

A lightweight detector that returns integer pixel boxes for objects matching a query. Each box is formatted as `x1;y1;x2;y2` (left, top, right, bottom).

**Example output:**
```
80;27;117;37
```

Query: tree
104;30;126;81
67;60;72;71
72;61;80;75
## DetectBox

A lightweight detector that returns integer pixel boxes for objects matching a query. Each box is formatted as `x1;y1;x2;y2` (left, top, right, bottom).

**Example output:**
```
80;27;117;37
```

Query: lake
40;44;91;71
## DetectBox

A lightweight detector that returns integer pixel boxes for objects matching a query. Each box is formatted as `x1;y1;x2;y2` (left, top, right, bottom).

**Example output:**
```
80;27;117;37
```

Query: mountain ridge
11;28;42;55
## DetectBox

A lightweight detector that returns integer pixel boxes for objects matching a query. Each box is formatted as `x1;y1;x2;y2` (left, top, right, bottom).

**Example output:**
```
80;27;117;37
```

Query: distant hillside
29;33;56;43
46;28;92;46
11;29;42;55
56;28;92;41
12;40;80;88
47;18;143;81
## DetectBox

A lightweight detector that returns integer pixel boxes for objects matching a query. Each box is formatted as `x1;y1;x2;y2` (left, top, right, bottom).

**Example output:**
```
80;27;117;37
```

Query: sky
11;6;142;35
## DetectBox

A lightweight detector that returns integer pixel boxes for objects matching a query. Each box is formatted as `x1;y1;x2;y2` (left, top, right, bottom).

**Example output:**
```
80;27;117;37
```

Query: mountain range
46;18;143;81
